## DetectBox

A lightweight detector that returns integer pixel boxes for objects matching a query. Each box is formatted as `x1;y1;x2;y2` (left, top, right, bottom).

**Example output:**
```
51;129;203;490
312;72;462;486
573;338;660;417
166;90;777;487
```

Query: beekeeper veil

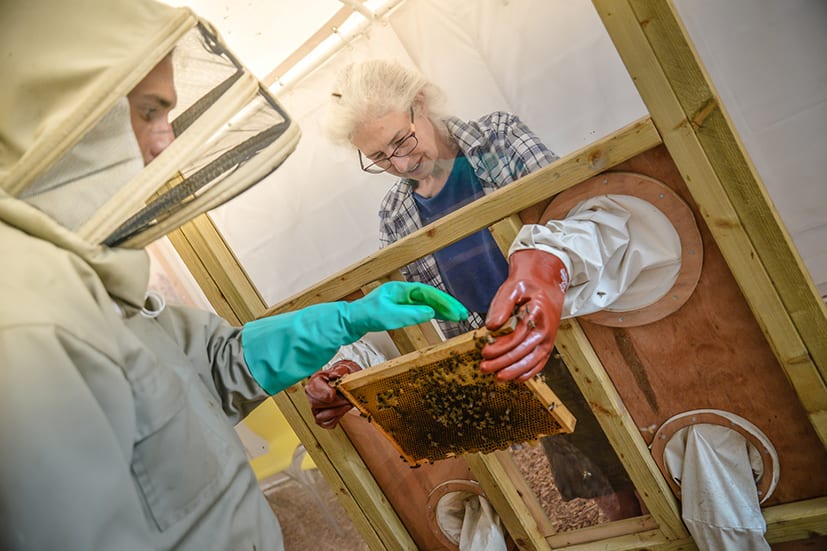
0;0;299;248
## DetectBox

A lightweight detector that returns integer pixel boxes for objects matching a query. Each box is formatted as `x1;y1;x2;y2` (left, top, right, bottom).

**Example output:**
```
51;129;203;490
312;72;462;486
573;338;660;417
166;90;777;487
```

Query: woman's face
350;105;442;181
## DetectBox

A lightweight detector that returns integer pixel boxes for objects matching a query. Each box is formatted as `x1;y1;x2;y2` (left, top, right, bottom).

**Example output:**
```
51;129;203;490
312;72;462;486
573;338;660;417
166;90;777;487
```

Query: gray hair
326;59;446;147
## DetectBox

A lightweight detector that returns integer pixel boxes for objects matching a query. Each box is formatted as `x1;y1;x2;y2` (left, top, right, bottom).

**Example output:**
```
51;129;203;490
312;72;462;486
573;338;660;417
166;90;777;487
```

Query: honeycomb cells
344;346;571;464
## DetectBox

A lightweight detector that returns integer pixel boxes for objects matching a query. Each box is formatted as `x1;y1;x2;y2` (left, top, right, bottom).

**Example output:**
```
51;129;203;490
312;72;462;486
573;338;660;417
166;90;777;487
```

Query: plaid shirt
378;111;558;337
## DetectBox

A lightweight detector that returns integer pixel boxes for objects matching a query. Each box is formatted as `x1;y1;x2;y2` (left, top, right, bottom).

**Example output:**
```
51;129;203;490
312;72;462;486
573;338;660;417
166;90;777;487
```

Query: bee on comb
336;324;575;465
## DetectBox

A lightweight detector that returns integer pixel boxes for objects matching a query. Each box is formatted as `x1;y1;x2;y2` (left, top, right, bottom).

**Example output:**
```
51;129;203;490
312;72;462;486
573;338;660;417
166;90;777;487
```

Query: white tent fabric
154;0;827;308
206;0;646;305
674;0;827;299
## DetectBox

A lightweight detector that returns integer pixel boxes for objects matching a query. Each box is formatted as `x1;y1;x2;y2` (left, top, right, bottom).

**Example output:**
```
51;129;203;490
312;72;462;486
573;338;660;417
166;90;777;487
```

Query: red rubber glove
304;359;362;429
480;249;569;382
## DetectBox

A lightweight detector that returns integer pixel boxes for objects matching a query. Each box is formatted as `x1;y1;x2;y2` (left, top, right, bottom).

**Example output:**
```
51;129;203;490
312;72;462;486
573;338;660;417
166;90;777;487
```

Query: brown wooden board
337;329;576;466
546;146;827;506
339;413;476;550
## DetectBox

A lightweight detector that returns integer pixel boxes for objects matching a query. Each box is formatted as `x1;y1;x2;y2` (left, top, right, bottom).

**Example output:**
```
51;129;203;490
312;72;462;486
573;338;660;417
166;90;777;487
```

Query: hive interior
337;330;576;465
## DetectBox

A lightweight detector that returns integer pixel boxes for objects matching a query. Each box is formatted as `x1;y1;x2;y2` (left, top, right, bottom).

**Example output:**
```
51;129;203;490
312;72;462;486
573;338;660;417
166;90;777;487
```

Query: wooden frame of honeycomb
337;328;576;465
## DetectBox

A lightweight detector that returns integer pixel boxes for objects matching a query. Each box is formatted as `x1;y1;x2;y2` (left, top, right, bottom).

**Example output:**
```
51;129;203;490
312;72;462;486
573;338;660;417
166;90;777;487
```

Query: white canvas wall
207;0;646;305
674;0;827;299
161;0;826;307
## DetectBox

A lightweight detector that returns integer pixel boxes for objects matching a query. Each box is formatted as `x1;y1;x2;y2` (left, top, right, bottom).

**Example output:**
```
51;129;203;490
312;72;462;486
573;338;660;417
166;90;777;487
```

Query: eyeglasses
358;107;418;174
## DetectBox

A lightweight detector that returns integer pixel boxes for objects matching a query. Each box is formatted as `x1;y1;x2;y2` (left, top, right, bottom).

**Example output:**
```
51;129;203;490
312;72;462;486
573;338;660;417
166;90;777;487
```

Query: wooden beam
273;390;417;549
555;320;687;541
264;117;662;316
169;215;265;324
167;215;416;550
764;496;827;544
489;214;525;256
167;224;241;326
591;0;827;447
554;529;691;551
544;496;827;549
546;515;659;549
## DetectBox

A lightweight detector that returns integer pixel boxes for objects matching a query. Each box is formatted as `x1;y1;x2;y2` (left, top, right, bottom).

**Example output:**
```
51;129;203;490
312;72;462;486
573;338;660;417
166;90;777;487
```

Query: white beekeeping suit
2;0;299;247
0;1;300;549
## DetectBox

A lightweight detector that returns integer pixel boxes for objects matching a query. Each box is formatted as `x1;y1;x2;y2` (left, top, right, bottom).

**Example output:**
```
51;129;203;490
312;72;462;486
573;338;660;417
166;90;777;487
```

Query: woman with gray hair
308;58;644;522
327;58;557;338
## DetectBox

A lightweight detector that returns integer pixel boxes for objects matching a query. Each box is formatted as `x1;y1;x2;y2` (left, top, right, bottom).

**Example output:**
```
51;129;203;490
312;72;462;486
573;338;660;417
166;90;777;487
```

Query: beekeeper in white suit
0;1;469;549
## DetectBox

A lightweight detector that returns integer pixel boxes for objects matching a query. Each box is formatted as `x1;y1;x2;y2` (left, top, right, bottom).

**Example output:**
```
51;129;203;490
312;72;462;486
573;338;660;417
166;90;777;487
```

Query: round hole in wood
426;479;484;550
649;409;779;504
541;171;703;327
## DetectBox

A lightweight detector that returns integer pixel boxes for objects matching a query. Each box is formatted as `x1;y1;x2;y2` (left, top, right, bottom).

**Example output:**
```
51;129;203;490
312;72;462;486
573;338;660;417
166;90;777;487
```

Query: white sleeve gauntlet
509;195;682;318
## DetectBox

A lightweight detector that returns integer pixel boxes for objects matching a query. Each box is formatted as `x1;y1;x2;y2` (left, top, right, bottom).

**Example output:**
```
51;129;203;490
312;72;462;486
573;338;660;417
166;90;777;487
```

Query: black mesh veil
103;22;299;247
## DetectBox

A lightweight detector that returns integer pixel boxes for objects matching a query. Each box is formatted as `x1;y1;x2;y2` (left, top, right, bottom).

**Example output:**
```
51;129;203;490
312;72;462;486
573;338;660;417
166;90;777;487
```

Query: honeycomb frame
337;328;576;465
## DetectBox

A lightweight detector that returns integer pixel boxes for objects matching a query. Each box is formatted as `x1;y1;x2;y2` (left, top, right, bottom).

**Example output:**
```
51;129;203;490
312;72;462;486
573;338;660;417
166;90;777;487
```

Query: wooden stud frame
167;2;827;549
593;0;827;447
336;328;577;466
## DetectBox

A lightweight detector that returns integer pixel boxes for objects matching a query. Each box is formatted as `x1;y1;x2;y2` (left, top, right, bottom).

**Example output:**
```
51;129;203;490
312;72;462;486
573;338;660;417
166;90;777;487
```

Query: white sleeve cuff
509;194;681;318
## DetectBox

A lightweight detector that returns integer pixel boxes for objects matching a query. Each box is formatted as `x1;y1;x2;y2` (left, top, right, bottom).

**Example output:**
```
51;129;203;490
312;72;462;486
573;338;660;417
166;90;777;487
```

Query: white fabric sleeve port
435;490;507;551
509;194;682;318
664;423;771;551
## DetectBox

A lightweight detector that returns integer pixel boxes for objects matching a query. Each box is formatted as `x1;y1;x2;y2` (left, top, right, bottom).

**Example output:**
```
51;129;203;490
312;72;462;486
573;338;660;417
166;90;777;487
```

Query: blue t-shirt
414;155;509;315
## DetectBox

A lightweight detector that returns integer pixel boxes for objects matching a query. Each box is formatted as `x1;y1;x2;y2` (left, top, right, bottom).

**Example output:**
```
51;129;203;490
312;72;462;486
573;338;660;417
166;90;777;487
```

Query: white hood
1;0;299;249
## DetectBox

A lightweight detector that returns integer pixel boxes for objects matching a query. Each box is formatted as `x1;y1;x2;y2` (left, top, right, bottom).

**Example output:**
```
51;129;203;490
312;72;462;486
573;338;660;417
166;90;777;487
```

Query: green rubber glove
242;281;468;394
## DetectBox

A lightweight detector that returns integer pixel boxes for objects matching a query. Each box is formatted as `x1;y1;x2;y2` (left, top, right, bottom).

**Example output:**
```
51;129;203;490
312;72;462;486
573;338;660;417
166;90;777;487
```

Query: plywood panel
340;413;476;551
338;329;575;465
570;146;827;505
